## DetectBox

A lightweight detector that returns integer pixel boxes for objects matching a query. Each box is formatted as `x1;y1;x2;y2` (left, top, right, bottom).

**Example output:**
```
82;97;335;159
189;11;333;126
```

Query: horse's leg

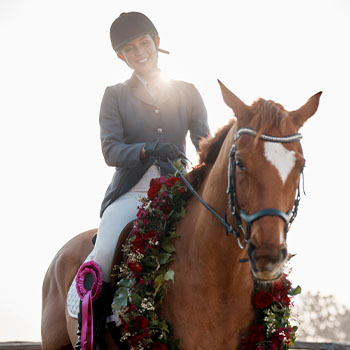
41;229;97;350
41;259;74;350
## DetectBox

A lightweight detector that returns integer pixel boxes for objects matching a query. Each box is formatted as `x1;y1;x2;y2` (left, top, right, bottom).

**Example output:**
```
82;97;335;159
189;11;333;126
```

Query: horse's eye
235;159;245;171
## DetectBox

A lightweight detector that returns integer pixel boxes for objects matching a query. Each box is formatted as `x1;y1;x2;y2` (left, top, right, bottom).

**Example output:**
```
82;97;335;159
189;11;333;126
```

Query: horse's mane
187;98;289;190
186;120;234;189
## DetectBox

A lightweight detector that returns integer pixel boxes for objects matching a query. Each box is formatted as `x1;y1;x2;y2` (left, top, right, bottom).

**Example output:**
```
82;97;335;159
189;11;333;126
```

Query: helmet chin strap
157;48;170;55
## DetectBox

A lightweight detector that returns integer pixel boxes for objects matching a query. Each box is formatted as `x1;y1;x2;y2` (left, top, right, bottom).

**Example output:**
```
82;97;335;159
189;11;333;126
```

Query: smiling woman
41;11;210;350
2;0;350;345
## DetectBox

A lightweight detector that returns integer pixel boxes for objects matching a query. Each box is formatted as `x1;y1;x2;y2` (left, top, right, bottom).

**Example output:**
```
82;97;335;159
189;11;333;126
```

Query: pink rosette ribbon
76;261;102;350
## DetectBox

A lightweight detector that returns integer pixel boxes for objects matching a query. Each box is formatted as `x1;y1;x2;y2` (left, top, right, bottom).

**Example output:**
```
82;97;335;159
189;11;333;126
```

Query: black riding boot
75;282;114;350
75;301;83;350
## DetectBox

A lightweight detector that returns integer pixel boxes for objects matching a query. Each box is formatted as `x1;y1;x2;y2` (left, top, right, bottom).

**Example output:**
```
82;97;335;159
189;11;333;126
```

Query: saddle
67;221;135;320
93;221;135;288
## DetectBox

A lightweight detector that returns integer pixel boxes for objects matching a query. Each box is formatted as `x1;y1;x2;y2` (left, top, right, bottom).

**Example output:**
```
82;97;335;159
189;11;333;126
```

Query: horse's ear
218;80;250;118
290;91;322;129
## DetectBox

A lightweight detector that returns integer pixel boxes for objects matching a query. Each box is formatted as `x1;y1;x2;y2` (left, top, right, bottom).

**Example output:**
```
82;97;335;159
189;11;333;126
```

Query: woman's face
118;34;160;75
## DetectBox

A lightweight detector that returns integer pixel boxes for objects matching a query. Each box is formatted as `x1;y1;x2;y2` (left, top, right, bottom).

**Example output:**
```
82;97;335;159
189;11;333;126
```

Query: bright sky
1;0;349;342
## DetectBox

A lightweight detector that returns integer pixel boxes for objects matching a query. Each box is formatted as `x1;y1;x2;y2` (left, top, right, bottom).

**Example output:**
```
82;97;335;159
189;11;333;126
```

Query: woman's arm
99;86;145;167
188;84;210;151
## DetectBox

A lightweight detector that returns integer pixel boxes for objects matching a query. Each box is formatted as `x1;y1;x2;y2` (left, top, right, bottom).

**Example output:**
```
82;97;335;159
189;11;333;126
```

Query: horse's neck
163;127;254;348
183;126;247;279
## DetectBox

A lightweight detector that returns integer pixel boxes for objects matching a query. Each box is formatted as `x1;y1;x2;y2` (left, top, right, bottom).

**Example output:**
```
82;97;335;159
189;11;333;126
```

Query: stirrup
75;299;83;350
74;329;82;350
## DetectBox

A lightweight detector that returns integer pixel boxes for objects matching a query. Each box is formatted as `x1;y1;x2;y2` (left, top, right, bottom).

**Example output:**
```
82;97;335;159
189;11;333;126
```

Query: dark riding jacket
99;73;209;217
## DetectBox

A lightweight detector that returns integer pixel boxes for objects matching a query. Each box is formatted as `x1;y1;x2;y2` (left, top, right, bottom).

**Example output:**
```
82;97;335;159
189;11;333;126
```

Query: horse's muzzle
247;242;288;281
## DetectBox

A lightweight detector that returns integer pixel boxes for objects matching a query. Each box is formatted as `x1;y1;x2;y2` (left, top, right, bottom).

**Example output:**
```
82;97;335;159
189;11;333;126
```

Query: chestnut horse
41;82;321;350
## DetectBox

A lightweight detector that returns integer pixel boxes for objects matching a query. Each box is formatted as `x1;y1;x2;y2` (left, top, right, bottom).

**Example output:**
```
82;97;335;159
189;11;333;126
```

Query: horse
41;81;321;350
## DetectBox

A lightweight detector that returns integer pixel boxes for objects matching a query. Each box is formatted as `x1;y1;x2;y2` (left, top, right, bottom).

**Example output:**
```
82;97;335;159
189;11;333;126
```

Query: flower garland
241;274;301;350
112;173;188;350
112;171;301;350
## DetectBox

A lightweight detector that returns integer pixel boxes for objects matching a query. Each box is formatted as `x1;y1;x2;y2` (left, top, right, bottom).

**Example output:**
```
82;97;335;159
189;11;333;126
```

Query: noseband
167;127;304;252
227;128;303;248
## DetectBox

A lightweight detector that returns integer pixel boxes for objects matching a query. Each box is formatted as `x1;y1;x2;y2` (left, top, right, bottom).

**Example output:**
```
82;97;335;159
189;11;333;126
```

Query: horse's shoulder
44;229;97;286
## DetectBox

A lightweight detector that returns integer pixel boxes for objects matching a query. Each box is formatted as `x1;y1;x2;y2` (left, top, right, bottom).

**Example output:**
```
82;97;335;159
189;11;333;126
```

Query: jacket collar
126;72;171;107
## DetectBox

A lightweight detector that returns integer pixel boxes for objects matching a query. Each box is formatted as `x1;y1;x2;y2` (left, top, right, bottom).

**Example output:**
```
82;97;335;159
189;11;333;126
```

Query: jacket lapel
157;81;172;106
128;73;158;108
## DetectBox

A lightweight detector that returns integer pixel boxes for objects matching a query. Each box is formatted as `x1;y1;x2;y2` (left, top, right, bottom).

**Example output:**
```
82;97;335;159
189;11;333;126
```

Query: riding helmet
110;12;159;52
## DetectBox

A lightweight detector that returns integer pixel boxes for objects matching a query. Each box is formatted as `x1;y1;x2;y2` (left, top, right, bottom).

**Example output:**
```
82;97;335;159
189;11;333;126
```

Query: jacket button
157;128;163;133
154;109;160;114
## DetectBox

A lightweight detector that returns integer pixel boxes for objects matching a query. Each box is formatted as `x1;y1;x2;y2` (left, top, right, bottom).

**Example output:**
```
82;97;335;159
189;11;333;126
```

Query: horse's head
218;80;321;281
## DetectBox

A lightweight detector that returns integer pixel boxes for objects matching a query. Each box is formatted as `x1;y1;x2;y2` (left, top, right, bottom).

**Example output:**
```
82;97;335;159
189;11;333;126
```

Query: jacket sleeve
99;86;145;167
188;84;210;151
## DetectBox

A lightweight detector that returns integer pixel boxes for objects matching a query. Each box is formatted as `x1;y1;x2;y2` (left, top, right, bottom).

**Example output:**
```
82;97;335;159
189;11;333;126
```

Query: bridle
167;127;304;252
227;128;304;249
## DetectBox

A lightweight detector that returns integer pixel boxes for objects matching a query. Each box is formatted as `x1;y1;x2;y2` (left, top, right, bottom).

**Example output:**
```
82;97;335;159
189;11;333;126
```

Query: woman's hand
142;139;181;161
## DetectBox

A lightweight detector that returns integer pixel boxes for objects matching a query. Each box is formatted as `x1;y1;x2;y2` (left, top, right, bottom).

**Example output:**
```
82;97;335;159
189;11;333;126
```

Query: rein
167;127;304;252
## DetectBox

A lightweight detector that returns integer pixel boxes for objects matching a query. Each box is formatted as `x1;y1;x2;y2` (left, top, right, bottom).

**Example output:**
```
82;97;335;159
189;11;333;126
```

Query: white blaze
264;142;296;185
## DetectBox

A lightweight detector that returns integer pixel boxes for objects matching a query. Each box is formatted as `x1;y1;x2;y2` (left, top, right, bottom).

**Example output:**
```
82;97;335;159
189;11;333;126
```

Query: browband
234;128;303;143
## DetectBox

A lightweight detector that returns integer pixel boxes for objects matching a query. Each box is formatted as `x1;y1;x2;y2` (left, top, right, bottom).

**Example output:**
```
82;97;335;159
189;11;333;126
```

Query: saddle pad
67;249;94;318
66;250;122;326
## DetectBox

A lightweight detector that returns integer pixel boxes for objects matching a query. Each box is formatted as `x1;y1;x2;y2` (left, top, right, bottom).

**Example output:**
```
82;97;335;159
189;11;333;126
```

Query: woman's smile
118;34;159;77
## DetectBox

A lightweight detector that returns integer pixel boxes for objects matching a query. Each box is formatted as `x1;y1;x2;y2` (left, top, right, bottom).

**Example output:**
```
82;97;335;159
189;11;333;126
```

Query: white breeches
93;165;160;282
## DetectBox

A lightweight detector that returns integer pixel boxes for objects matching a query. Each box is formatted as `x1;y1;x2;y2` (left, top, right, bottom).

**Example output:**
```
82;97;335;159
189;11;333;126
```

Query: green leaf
290;285;302;296
118;277;135;288
154;274;165;295
173;159;183;171
158;252;172;265
131;292;142;307
154;273;165;285
162;242;176;253
112;287;129;310
164;269;175;282
178;205;186;218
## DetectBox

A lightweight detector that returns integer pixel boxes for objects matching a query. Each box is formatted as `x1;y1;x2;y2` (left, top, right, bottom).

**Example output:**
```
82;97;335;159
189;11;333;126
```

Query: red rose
135;315;149;329
121;322;129;332
129;334;144;347
248;323;265;343
144;229;157;240
148;179;162;199
152;343;167;350
131;236;145;254
280;294;291;307
128;262;143;273
166;176;180;188
273;278;289;297
271;331;284;350
161;202;172;213
241;338;257;350
254;290;273;309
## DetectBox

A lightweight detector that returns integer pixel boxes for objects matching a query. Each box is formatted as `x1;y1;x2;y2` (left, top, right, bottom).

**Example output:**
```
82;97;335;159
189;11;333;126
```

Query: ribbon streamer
76;260;102;350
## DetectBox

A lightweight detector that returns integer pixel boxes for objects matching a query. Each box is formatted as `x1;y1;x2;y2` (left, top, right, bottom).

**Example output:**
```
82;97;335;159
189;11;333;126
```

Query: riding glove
144;138;180;161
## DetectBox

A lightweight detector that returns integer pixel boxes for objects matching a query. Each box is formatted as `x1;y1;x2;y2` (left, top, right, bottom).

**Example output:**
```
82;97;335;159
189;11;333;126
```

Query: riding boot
74;282;113;350
93;282;114;348
74;301;83;350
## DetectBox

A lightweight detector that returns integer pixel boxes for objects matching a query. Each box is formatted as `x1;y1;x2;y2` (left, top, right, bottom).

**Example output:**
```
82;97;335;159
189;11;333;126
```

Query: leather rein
168;127;304;252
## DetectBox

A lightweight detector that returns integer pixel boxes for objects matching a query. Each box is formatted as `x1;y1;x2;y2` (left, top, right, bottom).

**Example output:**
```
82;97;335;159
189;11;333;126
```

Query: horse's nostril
281;247;288;262
247;243;256;261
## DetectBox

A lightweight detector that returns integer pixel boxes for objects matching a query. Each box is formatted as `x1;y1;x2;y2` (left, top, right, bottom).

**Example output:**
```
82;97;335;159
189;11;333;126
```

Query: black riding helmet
110;12;169;54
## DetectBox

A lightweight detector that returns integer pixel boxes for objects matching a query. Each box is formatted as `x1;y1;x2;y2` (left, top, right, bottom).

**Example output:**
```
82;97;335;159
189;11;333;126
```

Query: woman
75;11;210;349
